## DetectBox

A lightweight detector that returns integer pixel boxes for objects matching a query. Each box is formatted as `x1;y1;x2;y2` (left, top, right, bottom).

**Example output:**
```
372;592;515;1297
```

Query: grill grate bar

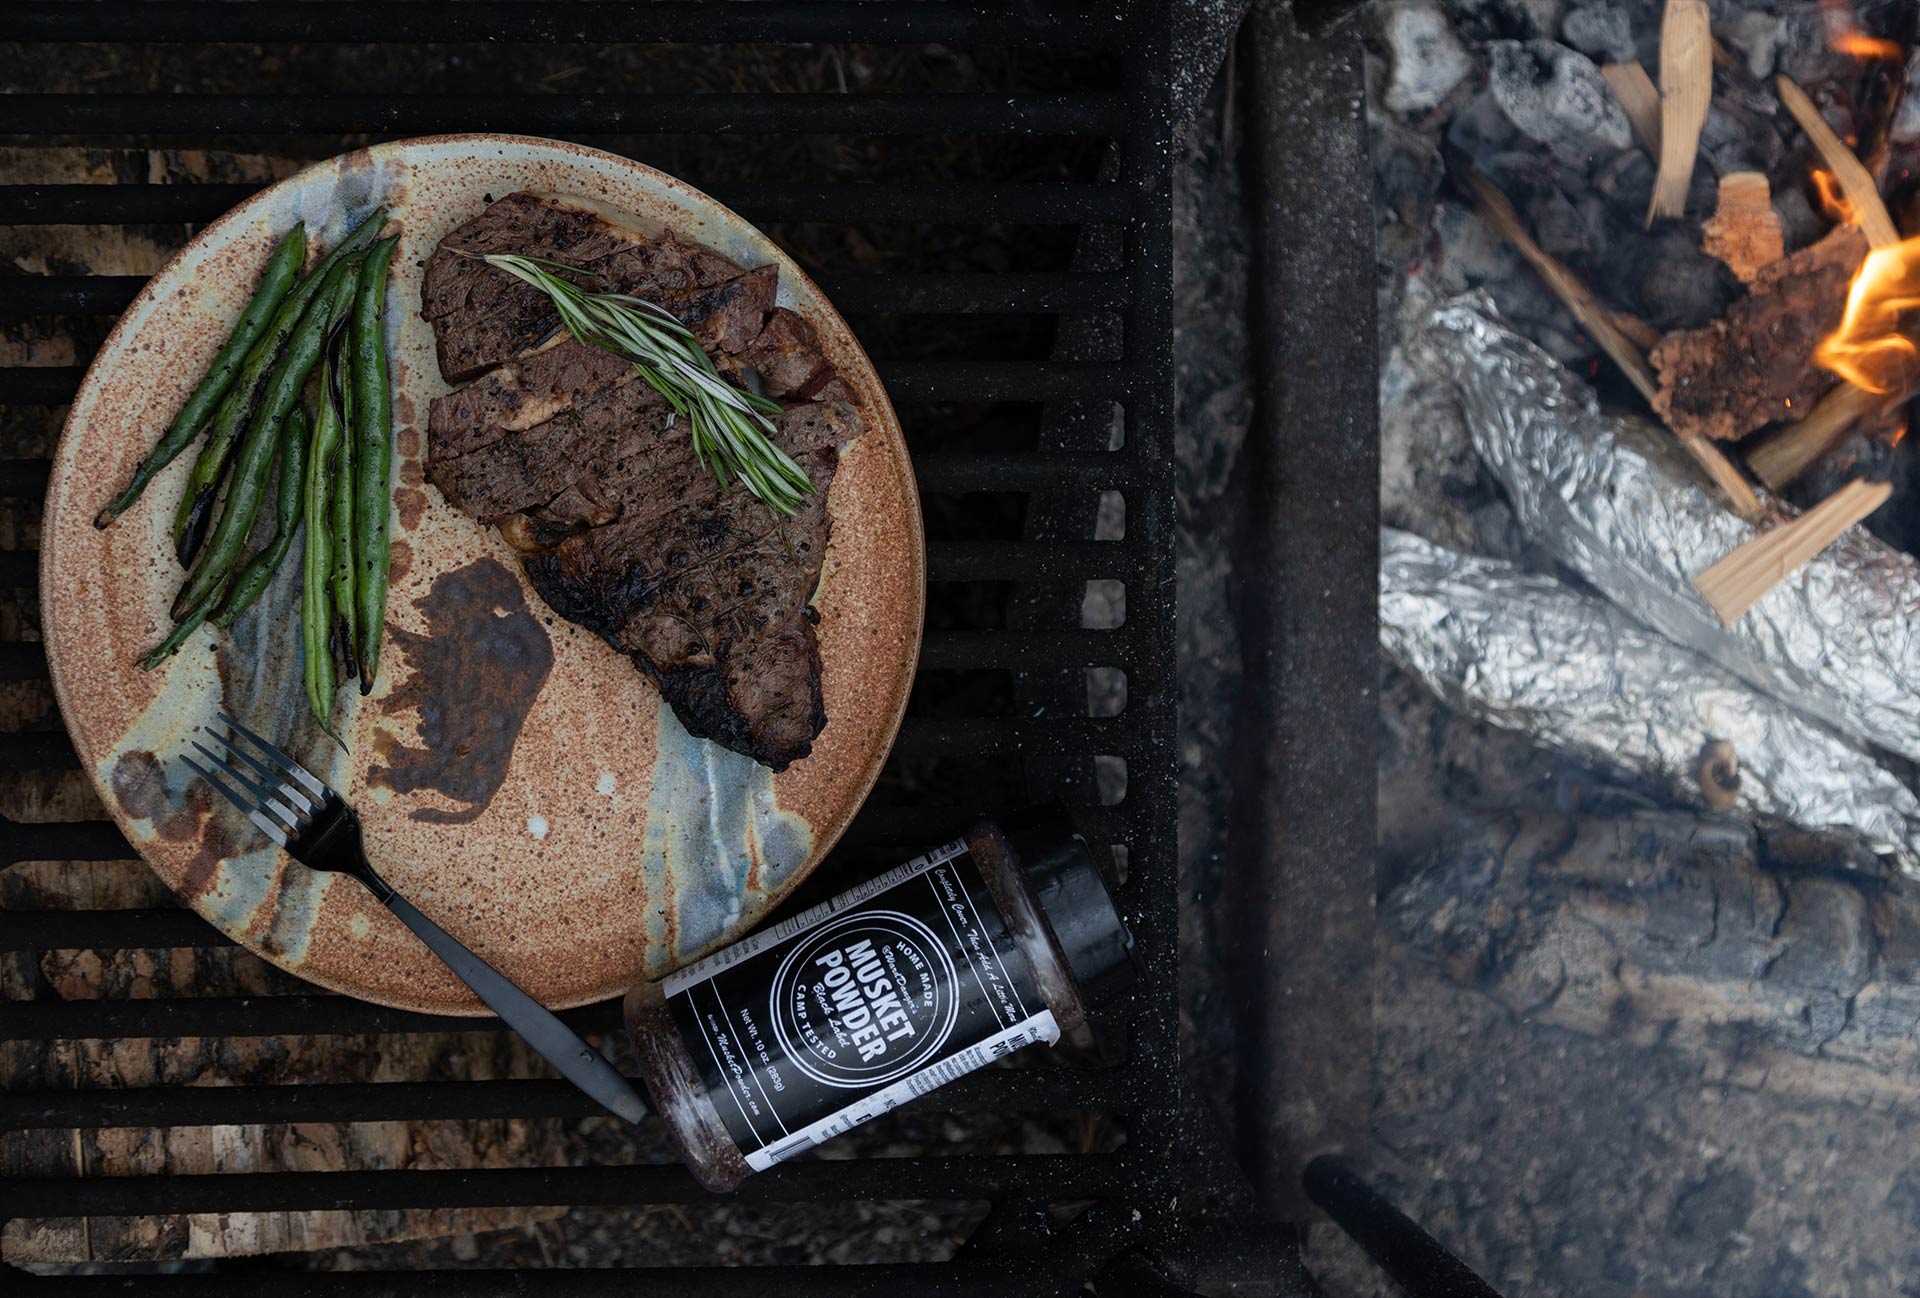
927;539;1143;582
0;1153;1133;1216
0;907;216;951
1;362;1129;406
0;454;1147;503
10;540;1142;585
0;818;133;866
0;181;1132;226
3;93;1124;138
0;3;1128;47
0;1067;1134;1130
1;641;48;679
0;730;78;771
0;457;49;497
1;272;1130;321
2;993;626;1042
32;1264;1081;1298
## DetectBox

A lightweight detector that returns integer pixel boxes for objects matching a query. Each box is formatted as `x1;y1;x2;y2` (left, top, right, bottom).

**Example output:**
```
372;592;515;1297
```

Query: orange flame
1834;31;1904;59
1823;0;1904;59
1811;169;1857;224
1815;239;1920;395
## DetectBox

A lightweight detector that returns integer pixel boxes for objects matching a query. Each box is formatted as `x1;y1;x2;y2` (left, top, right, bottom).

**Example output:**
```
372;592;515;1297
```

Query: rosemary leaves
475;252;816;515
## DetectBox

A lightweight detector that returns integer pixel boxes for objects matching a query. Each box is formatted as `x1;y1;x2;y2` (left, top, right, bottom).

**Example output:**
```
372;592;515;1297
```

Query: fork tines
182;713;335;848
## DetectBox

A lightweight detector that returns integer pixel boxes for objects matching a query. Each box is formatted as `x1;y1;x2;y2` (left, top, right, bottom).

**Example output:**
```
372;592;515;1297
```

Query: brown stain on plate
373;557;553;824
41;135;924;1013
394;486;427;530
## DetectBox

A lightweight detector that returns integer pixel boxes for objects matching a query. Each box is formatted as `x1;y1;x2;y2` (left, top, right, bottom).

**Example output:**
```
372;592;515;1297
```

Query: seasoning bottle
625;804;1139;1192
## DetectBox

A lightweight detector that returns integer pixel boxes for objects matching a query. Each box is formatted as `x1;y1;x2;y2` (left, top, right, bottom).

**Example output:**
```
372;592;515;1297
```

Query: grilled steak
423;191;772;382
423;193;864;770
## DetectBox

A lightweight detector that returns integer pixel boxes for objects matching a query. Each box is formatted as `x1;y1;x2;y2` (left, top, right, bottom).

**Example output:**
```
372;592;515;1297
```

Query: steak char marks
424;193;862;771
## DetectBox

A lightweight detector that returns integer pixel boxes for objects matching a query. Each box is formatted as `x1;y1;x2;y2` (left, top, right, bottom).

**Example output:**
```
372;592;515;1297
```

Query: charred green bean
329;360;359;676
173;258;360;623
99;224;307;529
170;209;387;563
349;235;399;689
213;404;310;630
304;352;345;726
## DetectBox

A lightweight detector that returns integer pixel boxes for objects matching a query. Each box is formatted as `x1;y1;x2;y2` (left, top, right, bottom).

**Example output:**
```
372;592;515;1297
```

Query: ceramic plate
41;135;924;1013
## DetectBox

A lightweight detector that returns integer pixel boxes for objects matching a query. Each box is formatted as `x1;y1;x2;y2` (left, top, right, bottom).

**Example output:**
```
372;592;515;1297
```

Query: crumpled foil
1382;528;1920;871
1421;294;1920;767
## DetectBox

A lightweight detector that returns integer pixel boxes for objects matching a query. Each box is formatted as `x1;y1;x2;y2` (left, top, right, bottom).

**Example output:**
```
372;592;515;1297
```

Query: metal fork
183;709;650;1125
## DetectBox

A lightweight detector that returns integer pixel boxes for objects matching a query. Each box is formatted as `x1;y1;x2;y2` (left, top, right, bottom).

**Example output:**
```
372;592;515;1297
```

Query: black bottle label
662;838;1056;1171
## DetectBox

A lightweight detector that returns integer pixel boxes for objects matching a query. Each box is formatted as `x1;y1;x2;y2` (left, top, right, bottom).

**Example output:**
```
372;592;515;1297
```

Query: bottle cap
1001;802;1140;1007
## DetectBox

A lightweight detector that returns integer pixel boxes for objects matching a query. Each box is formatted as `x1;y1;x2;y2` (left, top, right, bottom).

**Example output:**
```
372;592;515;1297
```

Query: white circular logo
769;909;960;1089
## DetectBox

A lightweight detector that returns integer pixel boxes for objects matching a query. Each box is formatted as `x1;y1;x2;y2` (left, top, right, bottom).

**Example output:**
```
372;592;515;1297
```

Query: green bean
170;385;238;566
97;225;308;530
173;258;360;623
304;353;345;726
136;575;227;670
171;209;388;564
349;235;399;690
213;404;309;630
329;359;359;677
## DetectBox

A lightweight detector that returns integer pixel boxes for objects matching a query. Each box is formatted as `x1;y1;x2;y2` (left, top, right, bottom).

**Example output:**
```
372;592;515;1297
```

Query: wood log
1384;809;1920;1110
1701;172;1785;283
1650;224;1869;440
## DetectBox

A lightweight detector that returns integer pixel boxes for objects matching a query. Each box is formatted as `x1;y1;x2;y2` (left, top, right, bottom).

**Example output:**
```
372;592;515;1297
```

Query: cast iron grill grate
0;3;1176;1290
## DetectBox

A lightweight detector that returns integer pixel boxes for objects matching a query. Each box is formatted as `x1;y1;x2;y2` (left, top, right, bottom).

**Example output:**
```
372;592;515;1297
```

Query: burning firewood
1746;381;1904;491
1701;173;1785;284
1691;477;1892;624
1467;169;1762;520
1647;0;1712;224
1649;224;1868;442
1724;75;1913;491
1777;74;1901;249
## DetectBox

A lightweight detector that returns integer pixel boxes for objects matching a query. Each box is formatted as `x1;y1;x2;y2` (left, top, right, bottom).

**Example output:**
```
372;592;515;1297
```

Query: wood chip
1692;478;1892;624
1469;169;1762;521
1745;381;1900;491
1470;170;1657;403
1648;0;1713;225
1606;306;1665;352
1603;61;1662;156
1650;224;1869;441
1701;172;1786;283
1777;73;1902;249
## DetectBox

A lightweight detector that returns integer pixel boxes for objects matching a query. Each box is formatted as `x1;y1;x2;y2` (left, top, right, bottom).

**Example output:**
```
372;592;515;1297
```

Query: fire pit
1369;0;1920;1291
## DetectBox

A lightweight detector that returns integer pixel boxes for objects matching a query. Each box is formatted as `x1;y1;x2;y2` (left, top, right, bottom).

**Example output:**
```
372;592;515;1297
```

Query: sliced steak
519;443;839;769
423;191;761;381
719;308;857;405
423;196;868;770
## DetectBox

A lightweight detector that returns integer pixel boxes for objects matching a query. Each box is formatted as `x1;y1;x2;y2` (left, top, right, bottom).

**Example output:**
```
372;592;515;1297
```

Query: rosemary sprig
474;252;814;515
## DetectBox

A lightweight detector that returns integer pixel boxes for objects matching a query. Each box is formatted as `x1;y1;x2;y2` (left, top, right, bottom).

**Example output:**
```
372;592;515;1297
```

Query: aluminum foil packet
1420;295;1920;767
1382;528;1920;872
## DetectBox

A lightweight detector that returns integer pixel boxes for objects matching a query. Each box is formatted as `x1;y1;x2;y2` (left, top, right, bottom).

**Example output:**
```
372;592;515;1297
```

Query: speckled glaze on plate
41;136;924;1014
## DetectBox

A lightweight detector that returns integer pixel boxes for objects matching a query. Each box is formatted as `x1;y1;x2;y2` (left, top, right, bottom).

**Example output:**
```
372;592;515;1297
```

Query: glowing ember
1823;0;1904;59
1833;31;1904;59
1811;169;1857;224
1814;237;1920;395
